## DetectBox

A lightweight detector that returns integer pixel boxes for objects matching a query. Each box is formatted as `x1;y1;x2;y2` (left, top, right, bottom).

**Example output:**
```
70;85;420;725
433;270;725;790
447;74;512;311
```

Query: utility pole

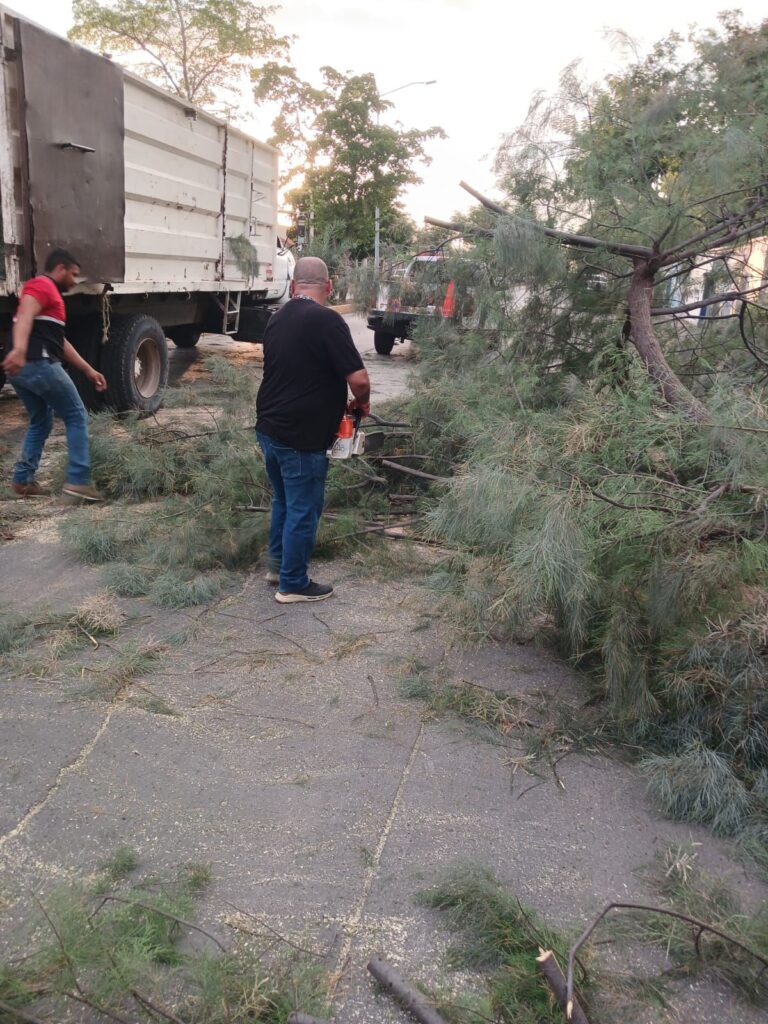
374;79;436;278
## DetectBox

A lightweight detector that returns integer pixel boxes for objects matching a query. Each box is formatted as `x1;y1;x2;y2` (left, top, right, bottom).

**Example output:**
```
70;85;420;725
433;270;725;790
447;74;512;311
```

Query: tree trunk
627;261;710;422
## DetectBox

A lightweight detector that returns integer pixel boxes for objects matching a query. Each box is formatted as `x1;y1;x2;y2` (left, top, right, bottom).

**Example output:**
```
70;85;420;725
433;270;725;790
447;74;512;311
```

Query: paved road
1;317;765;1024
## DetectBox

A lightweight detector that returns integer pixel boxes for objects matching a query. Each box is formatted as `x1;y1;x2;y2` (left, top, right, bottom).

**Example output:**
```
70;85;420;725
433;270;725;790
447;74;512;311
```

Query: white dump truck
0;5;291;411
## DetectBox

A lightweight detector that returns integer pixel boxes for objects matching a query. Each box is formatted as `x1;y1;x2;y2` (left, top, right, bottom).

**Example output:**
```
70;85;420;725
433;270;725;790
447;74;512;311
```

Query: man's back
256;298;363;452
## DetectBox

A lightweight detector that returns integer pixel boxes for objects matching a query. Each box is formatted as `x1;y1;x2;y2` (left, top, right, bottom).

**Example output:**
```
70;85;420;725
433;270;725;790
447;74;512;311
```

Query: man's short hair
293;256;329;286
44;248;80;273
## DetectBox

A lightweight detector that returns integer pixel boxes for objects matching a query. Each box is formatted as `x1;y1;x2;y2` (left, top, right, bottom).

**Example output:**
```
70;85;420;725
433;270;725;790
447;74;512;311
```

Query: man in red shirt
2;249;107;501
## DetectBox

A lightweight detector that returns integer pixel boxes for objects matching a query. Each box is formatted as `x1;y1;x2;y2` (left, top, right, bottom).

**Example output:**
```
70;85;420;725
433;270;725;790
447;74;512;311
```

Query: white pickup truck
0;5;292;411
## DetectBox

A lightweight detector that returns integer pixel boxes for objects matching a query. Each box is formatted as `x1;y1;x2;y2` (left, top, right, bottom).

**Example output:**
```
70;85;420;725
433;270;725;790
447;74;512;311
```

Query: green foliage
57;356;405;608
485;15;768;397
397;658;605;790
625;842;768;1003
71;0;290;108
417;865;579;1024
403;318;768;851
76;639;165;701
99;847;141;884
151;570;225;608
1;853;328;1023
0;597;124;681
641;745;753;836
0;607;70;655
256;65;444;257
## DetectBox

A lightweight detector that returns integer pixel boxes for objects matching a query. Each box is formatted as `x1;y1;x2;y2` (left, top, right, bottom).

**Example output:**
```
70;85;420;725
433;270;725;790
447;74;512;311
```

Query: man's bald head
291;257;331;303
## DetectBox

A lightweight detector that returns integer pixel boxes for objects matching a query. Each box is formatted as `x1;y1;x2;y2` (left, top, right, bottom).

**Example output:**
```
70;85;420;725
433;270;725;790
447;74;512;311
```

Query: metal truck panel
17;17;126;281
0;9;23;292
0;6;280;298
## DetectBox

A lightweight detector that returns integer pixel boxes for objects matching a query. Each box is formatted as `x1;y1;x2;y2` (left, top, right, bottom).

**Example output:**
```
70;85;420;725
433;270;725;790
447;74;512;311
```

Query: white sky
17;0;768;225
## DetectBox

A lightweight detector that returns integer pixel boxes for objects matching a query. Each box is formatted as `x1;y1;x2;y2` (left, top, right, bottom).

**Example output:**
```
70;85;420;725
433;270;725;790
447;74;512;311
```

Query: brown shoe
62;483;104;503
11;481;50;498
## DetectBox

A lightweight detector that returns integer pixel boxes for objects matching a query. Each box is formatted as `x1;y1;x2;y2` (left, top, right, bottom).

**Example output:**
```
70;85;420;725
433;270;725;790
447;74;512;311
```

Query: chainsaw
327;410;385;459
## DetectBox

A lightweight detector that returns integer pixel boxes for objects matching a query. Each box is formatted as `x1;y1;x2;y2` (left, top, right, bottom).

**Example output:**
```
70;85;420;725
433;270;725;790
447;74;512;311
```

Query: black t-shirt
256;298;365;451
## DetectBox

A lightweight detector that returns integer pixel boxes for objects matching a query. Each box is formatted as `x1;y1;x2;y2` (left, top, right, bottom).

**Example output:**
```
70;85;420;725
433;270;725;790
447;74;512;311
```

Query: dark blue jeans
257;431;329;592
10;360;91;486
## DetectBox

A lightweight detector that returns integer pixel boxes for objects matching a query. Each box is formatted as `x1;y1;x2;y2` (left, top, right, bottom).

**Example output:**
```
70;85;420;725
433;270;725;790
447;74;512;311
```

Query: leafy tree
70;0;290;108
443;14;768;419
254;65;445;257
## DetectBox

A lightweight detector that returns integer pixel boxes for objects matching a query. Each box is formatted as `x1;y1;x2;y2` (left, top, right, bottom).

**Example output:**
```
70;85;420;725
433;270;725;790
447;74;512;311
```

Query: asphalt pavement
0;325;765;1024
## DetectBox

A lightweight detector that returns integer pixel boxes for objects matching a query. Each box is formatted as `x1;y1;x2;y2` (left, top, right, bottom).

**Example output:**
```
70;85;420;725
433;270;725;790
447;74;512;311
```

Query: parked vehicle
0;6;291;411
367;249;467;354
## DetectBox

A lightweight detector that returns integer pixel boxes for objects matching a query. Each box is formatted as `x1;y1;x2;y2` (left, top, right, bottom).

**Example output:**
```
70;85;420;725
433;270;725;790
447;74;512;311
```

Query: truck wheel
374;331;396;355
168;325;202;349
103;314;169;413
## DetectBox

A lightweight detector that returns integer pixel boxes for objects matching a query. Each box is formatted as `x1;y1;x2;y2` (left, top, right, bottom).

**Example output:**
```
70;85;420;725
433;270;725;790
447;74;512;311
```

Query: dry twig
566;902;768;1018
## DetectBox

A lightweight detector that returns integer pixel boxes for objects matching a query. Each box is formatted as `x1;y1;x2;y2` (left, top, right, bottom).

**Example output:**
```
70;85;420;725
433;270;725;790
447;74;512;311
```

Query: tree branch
566;902;768;1018
663;215;768;267
659;195;768;261
0;1001;48;1024
651;280;768;316
459;181;654;259
379;459;451;483
92;895;227;952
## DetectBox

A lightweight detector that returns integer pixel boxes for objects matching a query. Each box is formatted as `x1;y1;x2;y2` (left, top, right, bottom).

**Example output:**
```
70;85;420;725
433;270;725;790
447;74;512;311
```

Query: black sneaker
275;581;334;604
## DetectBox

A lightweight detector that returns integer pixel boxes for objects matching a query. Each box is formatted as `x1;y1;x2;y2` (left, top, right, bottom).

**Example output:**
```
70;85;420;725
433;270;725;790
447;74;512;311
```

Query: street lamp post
374;79;436;276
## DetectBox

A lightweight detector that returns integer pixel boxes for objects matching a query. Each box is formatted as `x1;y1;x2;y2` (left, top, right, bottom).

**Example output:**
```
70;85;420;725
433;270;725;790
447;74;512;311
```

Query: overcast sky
18;0;768;224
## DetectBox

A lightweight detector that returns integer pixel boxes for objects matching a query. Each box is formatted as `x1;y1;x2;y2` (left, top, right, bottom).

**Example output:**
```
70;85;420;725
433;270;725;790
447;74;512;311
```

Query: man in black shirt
256;257;371;602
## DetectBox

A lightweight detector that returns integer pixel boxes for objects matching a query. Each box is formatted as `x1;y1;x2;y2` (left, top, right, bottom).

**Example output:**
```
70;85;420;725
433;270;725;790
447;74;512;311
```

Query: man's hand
346;367;371;419
88;369;107;392
2;349;25;377
347;397;371;418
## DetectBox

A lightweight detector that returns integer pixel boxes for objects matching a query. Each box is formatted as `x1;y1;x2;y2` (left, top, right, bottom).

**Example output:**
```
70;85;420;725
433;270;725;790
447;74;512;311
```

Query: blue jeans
257;431;329;592
10;360;91;485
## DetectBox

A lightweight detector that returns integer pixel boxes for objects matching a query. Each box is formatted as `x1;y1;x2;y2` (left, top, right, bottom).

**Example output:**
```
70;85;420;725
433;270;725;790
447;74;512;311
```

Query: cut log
536;949;590;1024
367;955;449;1024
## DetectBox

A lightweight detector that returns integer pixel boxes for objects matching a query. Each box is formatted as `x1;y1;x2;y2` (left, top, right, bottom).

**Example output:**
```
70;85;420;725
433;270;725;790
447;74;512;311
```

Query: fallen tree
429;15;768;420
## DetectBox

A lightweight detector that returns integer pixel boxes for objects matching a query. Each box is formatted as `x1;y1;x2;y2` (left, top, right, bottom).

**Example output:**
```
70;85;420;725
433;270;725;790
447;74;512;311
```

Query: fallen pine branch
329;517;422;542
91;895;227;953
378;460;451;483
367;955;450;1024
367;414;412;428
64;990;134;1024
131;989;187;1024
0;1000;48;1024
565;902;768;1017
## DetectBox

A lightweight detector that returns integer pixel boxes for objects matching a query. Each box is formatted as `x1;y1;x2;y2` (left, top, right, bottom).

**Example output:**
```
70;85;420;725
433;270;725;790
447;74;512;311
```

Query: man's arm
62;340;107;392
346;368;371;417
2;294;41;376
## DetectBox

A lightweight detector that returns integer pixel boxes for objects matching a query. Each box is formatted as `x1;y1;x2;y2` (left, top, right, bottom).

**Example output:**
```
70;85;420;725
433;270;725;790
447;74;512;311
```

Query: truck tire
167;325;202;349
103;314;169;413
374;331;396;355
